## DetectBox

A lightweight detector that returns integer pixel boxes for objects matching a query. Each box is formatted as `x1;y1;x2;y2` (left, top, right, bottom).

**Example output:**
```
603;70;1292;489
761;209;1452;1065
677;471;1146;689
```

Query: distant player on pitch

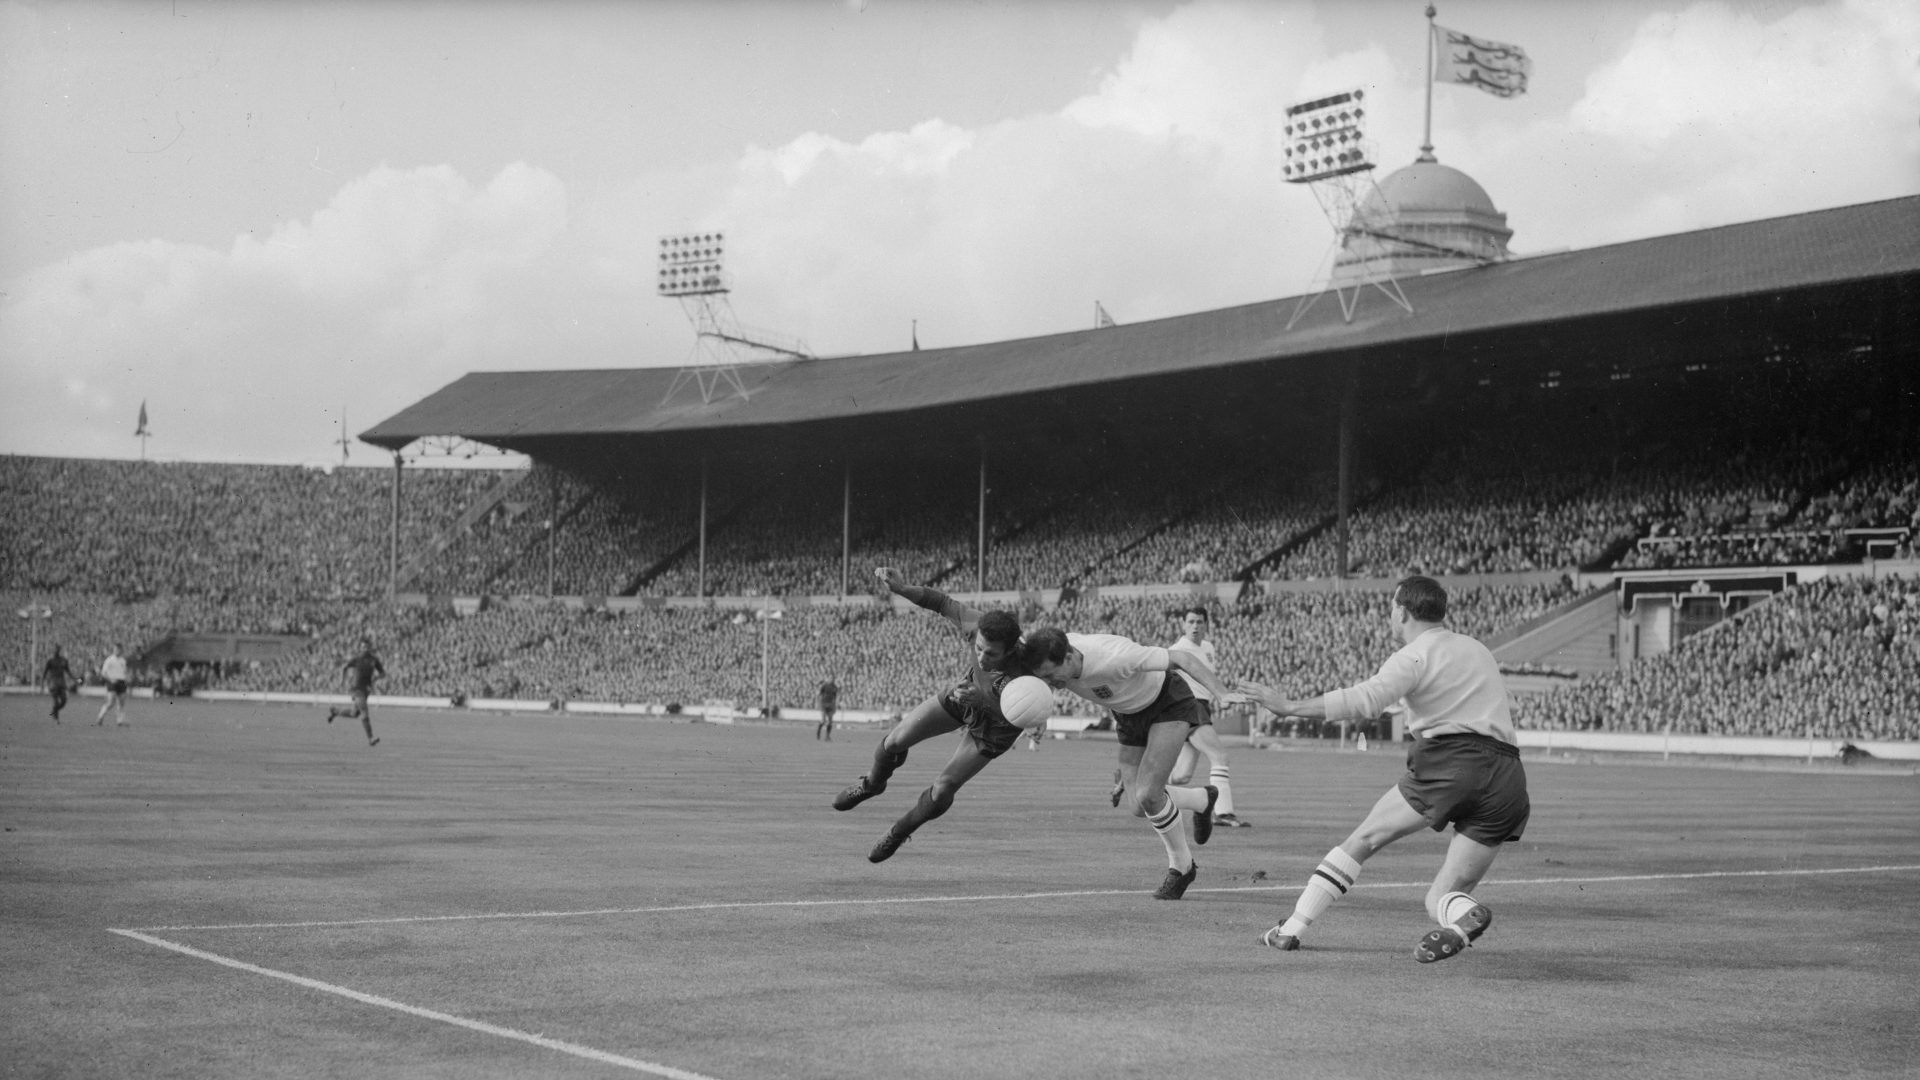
43;644;75;723
1237;575;1530;962
95;644;131;726
816;677;839;741
326;638;385;747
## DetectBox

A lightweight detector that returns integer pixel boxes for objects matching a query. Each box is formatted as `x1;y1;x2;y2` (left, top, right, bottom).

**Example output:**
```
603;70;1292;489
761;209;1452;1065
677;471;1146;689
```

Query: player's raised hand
873;566;906;593
1235;680;1287;713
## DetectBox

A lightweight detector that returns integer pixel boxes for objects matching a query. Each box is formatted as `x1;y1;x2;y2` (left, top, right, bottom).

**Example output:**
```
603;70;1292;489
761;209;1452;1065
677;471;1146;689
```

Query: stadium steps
1490;585;1619;678
620;483;769;595
394;470;533;589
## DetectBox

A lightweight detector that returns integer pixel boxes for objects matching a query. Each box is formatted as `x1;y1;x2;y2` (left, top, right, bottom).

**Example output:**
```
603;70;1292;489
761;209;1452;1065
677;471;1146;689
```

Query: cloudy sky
2;0;1915;466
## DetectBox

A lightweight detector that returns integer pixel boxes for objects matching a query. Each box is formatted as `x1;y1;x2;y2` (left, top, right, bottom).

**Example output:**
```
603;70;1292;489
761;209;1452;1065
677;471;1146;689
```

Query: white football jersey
1058;633;1169;716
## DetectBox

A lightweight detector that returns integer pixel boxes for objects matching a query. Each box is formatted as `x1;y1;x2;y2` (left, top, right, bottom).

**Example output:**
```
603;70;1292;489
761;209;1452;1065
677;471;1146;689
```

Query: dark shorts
108;680;128;696
938;688;1021;758
1192;699;1214;727
50;684;67;705
1398;732;1531;846
1113;676;1203;748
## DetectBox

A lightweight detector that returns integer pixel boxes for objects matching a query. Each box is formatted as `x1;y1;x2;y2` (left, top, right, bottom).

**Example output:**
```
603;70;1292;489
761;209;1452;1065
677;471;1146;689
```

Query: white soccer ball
999;675;1054;731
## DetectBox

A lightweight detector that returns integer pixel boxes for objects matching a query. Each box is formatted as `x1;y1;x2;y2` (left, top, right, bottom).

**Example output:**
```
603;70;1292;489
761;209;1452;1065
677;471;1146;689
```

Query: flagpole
1421;4;1437;162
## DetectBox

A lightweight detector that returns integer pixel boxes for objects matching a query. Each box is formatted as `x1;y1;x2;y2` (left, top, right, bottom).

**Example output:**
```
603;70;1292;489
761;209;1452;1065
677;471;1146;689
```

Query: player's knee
921;783;956;816
1130;786;1166;819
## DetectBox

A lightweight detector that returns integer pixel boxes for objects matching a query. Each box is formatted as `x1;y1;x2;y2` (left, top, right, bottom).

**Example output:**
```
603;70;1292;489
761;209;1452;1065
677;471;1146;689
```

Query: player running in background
1237;575;1530;962
1021;626;1237;900
831;567;1035;864
43;645;74;723
94;645;130;726
325;638;385;747
1109;607;1251;828
816;677;839;741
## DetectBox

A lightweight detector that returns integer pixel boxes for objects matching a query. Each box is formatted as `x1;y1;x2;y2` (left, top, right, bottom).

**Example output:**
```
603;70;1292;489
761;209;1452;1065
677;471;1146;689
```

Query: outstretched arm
1166;646;1240;703
1236;681;1324;718
874;566;978;630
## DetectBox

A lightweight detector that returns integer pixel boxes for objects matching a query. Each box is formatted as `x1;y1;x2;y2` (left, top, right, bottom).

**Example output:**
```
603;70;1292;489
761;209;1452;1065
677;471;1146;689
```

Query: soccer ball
999;676;1053;731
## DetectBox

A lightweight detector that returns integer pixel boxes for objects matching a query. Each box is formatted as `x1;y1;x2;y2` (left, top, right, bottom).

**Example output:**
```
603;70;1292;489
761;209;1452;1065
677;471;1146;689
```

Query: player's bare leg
1128;721;1214;899
1414;832;1500;963
1262;785;1427;950
1187;724;1246;826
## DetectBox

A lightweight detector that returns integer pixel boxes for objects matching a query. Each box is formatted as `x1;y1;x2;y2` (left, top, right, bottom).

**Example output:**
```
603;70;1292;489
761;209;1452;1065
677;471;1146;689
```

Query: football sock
1209;764;1234;815
893;786;950;837
1437;890;1480;929
1164;785;1209;812
1278;846;1363;938
1147;799;1192;870
868;744;908;788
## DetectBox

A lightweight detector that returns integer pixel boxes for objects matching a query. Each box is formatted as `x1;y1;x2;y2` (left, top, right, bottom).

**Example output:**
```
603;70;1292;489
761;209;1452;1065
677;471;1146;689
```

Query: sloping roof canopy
361;196;1920;452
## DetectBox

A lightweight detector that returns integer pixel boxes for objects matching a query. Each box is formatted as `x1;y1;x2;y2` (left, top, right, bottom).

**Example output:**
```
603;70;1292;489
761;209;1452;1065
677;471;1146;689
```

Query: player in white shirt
1238;576;1531;962
95;645;130;727
1021;626;1237;900
1110;607;1251;829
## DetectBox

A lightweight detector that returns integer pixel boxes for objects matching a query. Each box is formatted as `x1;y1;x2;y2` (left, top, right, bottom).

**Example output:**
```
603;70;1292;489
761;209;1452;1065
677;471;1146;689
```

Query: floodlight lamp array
658;232;728;296
1282;89;1372;183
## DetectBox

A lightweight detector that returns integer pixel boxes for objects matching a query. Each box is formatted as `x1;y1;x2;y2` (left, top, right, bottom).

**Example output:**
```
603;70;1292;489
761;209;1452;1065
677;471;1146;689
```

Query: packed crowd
1518;575;1920;741
15;562;1920;743
2;456;503;601
9;409;1912;611
6;383;1918;745
199;579;1578;717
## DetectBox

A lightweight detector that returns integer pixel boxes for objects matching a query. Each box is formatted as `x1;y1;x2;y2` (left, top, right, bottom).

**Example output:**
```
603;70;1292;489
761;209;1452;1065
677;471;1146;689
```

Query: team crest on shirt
1091;686;1112;700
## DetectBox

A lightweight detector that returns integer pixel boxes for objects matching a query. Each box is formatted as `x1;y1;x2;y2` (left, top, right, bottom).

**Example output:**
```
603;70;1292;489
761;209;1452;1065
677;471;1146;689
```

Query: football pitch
3;697;1916;1080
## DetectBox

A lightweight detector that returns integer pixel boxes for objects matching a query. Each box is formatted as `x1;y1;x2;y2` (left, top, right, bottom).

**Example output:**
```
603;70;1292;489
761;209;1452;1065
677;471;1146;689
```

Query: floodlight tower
657;232;813;407
1281;89;1413;329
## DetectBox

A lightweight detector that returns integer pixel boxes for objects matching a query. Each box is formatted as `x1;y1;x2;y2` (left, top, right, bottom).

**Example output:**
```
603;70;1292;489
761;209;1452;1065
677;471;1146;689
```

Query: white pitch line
107;929;725;1080
126;863;1920;933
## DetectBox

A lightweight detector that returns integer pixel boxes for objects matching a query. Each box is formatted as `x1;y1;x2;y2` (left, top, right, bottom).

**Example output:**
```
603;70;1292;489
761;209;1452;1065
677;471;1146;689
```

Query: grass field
3;695;1917;1080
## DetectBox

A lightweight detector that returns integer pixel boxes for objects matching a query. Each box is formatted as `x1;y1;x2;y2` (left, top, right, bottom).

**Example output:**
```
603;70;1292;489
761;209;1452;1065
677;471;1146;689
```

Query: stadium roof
361;195;1920;452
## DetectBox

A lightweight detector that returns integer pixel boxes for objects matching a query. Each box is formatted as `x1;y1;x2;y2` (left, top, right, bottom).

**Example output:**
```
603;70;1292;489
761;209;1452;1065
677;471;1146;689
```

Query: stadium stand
5;199;1914;745
1518;574;1920;740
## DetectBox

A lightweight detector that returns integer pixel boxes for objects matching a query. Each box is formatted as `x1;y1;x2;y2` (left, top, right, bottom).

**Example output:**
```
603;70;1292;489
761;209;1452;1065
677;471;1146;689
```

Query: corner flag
135;400;149;436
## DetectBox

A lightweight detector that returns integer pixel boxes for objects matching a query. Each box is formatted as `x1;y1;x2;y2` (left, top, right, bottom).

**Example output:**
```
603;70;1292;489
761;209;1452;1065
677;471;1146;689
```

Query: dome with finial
1332;155;1513;283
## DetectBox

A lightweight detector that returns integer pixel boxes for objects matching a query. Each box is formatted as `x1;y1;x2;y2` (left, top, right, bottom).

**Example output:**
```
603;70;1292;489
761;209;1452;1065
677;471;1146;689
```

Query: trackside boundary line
106;929;725;1080
123;863;1920;933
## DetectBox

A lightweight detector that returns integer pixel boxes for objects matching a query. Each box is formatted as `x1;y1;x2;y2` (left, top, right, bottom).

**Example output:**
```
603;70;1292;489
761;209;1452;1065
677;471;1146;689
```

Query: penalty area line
106;929;725;1080
126;863;1920;933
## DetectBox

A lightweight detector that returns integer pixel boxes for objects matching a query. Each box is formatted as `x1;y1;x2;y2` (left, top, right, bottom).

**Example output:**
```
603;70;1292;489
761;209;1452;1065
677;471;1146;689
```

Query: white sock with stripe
1278;846;1362;938
1209;764;1234;815
1437;890;1480;930
1164;785;1208;812
1146;799;1193;870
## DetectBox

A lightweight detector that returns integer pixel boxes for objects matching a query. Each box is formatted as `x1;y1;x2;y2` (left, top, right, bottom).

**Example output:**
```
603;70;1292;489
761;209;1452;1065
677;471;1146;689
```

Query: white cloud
0;163;573;464
1533;0;1920;245
4;1;1914;465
